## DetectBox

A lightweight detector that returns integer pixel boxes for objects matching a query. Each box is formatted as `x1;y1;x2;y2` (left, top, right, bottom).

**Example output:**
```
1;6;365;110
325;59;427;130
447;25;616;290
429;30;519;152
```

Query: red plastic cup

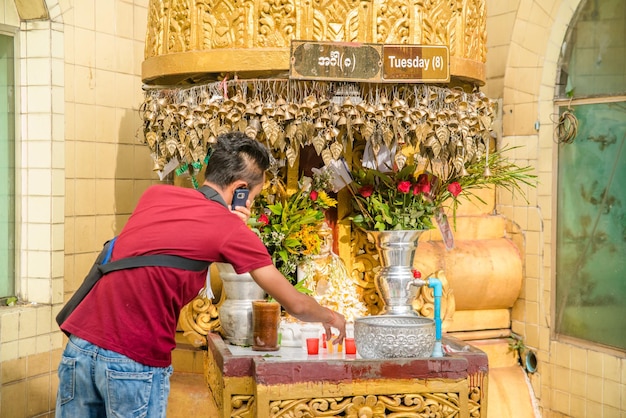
306;338;320;355
344;338;356;355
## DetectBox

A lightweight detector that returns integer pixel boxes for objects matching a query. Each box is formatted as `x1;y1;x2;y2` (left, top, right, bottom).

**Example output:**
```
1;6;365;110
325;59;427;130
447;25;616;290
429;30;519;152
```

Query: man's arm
249;264;346;343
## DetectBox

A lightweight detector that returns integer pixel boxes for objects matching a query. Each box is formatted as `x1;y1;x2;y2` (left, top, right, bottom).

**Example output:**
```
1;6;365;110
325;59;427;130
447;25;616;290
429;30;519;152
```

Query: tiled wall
1;0;624;417
0;0;153;416
487;0;625;416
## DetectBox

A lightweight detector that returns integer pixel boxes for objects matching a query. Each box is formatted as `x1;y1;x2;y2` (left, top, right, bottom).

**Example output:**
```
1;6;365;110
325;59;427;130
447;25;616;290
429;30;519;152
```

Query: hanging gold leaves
140;80;497;176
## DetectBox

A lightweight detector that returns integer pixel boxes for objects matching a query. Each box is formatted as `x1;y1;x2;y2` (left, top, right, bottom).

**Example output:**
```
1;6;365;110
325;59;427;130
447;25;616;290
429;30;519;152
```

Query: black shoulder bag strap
56;185;226;330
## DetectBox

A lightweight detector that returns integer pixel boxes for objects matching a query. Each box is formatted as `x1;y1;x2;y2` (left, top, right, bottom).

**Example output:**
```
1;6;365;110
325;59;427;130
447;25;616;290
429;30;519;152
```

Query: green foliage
250;172;337;284
348;147;536;231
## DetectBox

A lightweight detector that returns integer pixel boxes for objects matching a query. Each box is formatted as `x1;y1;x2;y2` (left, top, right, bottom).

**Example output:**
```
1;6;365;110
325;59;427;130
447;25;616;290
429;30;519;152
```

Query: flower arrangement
348;147;536;232
250;170;337;284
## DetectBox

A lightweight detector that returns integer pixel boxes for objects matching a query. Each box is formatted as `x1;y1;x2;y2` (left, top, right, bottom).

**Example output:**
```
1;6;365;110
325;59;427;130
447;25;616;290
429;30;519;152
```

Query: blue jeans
55;335;173;418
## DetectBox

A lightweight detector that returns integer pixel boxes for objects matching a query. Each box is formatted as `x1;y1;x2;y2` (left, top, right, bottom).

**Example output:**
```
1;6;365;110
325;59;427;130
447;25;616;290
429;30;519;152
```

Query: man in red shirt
55;131;346;417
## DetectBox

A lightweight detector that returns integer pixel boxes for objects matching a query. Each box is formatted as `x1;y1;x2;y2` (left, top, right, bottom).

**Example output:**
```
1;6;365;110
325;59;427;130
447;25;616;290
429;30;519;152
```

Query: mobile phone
232;188;249;209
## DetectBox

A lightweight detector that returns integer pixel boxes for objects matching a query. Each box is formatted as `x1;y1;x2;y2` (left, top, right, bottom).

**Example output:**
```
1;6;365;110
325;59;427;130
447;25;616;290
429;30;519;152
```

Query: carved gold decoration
231;395;255;418
143;0;486;84
139;80;495;177
268;392;463;417
178;291;221;347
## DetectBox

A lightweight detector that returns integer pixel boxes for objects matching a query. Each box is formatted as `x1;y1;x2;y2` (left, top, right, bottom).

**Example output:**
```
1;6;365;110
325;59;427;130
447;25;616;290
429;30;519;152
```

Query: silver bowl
354;315;436;359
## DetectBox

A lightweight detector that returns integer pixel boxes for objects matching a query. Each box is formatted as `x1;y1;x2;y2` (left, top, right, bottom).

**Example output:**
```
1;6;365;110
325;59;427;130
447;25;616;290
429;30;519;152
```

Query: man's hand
231;200;251;223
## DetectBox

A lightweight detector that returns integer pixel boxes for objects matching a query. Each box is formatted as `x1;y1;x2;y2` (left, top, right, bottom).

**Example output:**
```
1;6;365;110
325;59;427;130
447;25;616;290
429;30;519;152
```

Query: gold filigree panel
269;392;463;417
143;0;486;84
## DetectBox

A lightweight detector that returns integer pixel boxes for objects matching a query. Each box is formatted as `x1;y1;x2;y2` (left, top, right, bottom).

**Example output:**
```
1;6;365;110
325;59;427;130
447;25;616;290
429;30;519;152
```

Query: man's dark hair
204;132;270;189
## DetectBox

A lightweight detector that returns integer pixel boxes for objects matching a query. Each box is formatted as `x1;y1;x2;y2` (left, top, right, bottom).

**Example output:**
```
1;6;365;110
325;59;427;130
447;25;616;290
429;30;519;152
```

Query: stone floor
167;335;219;417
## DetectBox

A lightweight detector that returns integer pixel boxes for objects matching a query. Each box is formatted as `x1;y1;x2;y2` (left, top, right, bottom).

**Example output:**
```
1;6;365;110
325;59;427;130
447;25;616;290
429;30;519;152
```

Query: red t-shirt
62;185;272;367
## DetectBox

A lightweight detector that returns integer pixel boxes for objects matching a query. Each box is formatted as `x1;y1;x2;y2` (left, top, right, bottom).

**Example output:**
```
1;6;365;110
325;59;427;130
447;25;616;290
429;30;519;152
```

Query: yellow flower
317;190;338;208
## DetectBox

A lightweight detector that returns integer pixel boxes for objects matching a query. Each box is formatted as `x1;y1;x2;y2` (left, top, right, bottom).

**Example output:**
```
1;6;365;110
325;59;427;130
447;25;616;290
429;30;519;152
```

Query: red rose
448;182;462;197
310;190;318;201
259;213;270;226
397;180;411;194
414;174;431;194
412;269;422;279
358;184;374;198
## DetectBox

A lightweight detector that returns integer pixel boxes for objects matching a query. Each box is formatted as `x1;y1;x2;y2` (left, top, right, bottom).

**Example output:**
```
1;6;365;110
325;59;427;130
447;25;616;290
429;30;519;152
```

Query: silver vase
216;263;266;346
368;230;427;315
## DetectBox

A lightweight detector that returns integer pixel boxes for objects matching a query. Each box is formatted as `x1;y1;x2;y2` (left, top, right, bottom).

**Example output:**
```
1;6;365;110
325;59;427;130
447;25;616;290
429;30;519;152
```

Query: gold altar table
204;333;488;417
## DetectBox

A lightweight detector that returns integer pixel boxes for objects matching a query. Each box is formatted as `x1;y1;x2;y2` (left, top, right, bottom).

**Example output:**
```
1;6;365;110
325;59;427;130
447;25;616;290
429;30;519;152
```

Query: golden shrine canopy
142;0;487;86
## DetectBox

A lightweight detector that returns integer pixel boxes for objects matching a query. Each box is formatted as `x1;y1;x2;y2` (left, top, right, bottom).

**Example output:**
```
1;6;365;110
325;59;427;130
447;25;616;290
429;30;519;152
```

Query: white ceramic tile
63;23;74;64
52;114;64;143
51;57;64;86
94;106;117;143
74;0;95;30
51;329;64;349
18;336;37;357
0;341;18;361
0;311;19;342
95;69;117;106
18;308;37;338
73;65;96;104
27;224;52;252
52;85;64;113
26;57;51;85
27;85;52;113
26;27;51;58
48;4;63;22
50;27;63;58
25;20;51;31
115;37;134;74
96;0;115;34
74;104;97;141
27;113;52;141
20;86;28;113
74;27;95;68
52;223;64;251
35;334;52;354
133;3;148;41
28;278;52;304
52;168;65;196
27;251;52;280
27;168;52;195
115;72;135;107
1;0;20;27
51;277;64;304
36;306;52;335
115;0;134;39
96;32;116;71
27;196;52;223
51;250;64;277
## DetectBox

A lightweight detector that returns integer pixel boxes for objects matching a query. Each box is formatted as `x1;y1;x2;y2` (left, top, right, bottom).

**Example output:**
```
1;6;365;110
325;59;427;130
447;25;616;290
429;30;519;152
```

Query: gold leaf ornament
330;141;343;160
321;148;333;166
394;152;407;170
145;131;158;147
312;135;326;155
285;146;298;167
262;119;281;146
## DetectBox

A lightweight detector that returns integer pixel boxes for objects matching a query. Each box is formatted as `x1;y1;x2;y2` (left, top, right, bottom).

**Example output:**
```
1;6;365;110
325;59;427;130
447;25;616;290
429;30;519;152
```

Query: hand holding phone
232;188;249;209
